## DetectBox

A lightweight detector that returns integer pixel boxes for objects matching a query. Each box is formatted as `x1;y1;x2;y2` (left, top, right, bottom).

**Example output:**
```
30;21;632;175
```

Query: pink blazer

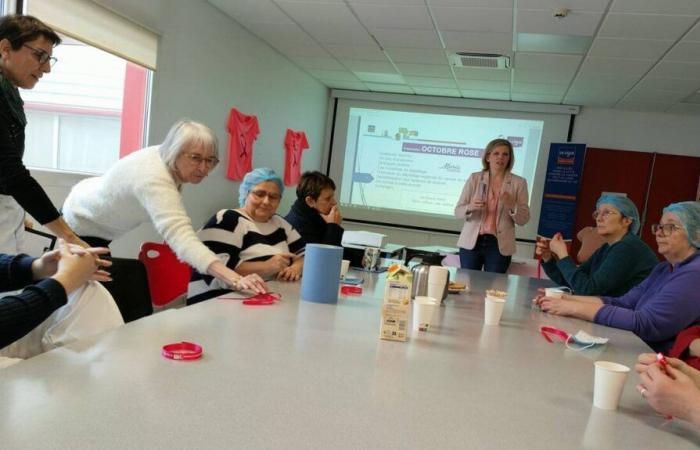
454;171;530;256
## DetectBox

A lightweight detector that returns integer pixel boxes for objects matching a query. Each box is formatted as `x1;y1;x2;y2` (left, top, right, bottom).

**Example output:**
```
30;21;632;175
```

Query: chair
138;242;192;307
101;258;153;323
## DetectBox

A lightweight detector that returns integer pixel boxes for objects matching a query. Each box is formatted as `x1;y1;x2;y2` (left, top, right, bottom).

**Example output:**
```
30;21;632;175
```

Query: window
19;0;157;174
21;36;151;174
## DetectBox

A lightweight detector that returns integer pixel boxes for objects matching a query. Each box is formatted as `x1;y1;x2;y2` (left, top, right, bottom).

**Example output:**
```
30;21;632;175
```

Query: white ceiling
208;0;700;115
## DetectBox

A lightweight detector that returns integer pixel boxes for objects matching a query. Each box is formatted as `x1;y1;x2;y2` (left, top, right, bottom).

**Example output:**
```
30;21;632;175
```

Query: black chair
100;258;153;323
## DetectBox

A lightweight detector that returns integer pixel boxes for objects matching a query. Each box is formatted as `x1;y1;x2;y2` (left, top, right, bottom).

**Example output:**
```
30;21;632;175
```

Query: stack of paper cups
300;244;343;304
484;295;506;325
593;361;630;410
427;266;449;301
413;296;439;331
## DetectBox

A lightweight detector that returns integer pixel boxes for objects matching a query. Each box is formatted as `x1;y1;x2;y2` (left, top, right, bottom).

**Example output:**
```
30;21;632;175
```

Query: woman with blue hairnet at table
187;168;305;305
536;194;658;296
535;201;700;353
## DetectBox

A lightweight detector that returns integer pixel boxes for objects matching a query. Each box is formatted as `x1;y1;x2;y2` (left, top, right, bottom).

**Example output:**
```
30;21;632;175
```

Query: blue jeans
459;234;511;274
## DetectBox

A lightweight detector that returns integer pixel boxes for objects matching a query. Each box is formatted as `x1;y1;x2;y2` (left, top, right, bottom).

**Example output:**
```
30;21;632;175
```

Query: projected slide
339;107;544;219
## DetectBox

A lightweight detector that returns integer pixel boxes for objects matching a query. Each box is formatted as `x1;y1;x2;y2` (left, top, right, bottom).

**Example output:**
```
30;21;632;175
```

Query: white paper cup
428;266;449;285
340;259;350;279
427;282;445;301
484;296;506;325
545;287;570;298
413;296;439;331
593;361;630;410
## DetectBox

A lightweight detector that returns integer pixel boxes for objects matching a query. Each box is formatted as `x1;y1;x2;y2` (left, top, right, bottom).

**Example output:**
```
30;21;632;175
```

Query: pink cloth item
226;108;260;181
283;129;309;186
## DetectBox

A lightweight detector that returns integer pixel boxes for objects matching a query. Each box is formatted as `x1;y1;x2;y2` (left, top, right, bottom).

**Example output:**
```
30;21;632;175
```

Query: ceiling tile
365;82;414;94
411;87;462;97
517;10;604;36
352;4;433;29
442;31;513;54
272;42;331;57
341;60;395;72
570;73;641;91
623;88;690;104
514;68;575;83
459;89;510;100
302;23;377;46
666;103;700;114
686;23;700;41
635;77;700;92
318;79;367;90
588;38;674;59
250;22;318;46
275;1;355;26
453;67;511;81
403;76;457;88
395;62;454;78
324;45;386;61
517;0;611;11
610;0;700;15
579;57;655;76
685;92;700;103
511;92;563;103
599;13;698;40
210;0;293;24
563;92;617;107
430;0;513;7
354;72;405;84
432;7;512;32
648;61;700;79
384;48;448;64
514;52;582;71
456;79;510;92
665;41;700;62
291;56;345;70
512;82;568;95
372;28;442;49
516;33;592;54
307;69;360;81
348;0;425;5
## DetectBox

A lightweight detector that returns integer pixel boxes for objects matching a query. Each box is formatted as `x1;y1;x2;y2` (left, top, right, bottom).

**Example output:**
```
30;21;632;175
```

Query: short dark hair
0;14;61;50
296;171;336;201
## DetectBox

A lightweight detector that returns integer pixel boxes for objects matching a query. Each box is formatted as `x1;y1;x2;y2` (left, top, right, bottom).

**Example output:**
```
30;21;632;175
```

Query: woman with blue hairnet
536;201;700;353
537;194;658;296
187;168;305;305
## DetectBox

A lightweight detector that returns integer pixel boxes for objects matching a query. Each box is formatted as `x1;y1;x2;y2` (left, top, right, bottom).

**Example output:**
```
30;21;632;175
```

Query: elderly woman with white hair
537;194;658;296
62;119;266;293
535;201;700;353
187;168;304;305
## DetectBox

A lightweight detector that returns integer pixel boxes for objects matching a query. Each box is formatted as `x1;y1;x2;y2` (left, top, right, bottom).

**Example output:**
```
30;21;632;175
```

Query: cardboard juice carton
380;264;412;342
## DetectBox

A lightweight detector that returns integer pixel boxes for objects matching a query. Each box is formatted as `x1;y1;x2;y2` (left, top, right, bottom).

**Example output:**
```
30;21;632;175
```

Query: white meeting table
1;269;698;449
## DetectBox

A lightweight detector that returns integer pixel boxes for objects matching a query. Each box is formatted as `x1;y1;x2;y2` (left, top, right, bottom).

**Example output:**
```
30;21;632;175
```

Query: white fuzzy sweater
62;146;218;274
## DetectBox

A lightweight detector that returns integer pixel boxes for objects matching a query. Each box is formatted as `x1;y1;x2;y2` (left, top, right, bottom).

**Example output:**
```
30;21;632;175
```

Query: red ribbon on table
540;326;571;343
162;341;203;361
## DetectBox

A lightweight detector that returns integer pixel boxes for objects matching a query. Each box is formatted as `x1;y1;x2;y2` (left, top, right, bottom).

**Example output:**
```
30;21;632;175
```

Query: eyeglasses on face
184;153;219;168
651;223;681;236
249;189;281;202
592;209;620;220
23;44;57;67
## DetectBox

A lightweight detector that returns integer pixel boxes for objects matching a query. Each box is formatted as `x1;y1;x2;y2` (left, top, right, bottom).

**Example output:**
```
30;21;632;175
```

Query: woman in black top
0;15;86;252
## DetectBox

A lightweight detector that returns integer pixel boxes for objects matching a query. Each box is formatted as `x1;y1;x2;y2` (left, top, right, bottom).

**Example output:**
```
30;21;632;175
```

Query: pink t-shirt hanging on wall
283;129;309;186
226;108;260;181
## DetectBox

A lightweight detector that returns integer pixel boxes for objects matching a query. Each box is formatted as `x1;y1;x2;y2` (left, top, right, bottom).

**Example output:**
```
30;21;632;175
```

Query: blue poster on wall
537;143;587;240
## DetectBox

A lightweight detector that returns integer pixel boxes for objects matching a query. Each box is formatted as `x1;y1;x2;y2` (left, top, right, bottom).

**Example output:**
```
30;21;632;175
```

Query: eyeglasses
184;153;219;168
23;44;57;67
249;189;281;202
651;223;681;237
592;209;620;220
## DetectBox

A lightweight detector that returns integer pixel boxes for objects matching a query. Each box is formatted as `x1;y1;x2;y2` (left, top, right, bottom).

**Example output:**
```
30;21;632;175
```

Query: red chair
138;242;192;307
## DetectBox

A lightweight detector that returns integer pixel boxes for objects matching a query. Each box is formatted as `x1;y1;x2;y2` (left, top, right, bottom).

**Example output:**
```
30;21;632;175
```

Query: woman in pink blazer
453;139;530;273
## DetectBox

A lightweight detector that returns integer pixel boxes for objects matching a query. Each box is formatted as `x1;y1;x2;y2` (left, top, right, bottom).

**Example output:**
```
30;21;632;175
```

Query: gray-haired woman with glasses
62;120;267;294
0;15;88;252
536;194;658;296
535;201;700;353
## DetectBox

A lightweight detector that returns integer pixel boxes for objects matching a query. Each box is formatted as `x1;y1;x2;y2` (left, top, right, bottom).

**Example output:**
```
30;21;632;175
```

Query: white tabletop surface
1;269;698;449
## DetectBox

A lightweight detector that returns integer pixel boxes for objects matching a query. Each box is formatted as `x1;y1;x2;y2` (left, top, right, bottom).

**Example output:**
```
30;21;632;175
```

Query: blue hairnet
596;194;640;234
663;201;700;249
238;167;284;206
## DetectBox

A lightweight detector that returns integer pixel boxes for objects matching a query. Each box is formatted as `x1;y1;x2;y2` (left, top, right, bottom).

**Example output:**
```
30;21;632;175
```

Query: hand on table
535;294;575;316
234;273;267;294
637;363;700;424
267;253;295;274
636;353;700;388
277;265;302;282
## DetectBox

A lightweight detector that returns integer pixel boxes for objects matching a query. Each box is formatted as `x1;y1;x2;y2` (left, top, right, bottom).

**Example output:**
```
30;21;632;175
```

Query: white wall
34;0;329;257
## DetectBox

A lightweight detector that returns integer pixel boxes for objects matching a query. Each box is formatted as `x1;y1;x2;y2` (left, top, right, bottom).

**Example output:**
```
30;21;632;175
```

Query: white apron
0;194;25;253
